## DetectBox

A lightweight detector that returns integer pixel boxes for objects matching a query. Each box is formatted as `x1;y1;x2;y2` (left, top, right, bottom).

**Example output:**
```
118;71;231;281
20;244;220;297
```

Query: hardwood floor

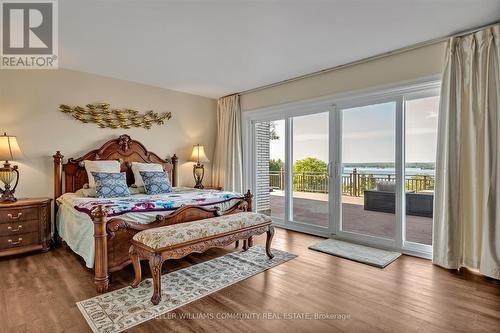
0;228;498;333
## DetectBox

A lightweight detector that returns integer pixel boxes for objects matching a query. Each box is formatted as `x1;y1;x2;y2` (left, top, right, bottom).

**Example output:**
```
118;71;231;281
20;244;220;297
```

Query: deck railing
269;169;434;196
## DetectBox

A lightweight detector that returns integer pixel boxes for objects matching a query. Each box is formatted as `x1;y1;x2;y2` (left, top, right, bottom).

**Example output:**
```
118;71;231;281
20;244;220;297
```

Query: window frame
243;76;441;257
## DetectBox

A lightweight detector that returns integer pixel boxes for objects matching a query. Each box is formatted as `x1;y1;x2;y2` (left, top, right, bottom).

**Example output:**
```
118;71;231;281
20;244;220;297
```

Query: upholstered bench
129;212;275;305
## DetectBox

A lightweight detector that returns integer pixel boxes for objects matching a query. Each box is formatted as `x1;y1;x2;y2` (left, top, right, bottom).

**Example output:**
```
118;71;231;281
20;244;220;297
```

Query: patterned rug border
77;246;297;333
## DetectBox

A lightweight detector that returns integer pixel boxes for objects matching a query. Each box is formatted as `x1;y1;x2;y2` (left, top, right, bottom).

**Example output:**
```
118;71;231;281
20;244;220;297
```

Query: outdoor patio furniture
406;191;434;218
364;189;397;213
364;189;434;218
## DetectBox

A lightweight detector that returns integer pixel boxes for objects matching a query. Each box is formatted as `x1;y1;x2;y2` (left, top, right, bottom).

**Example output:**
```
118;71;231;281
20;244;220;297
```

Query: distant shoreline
343;162;435;170
343;166;435;176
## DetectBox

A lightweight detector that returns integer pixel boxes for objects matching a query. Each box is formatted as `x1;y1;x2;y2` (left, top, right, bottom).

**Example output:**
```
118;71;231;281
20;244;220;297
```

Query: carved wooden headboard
53;134;178;199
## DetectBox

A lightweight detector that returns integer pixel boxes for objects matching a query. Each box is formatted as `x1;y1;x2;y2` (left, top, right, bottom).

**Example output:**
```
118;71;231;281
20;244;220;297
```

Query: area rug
77;246;297;333
309;239;401;268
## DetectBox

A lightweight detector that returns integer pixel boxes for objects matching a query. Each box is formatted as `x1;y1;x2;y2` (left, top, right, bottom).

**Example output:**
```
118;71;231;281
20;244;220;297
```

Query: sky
269;96;439;164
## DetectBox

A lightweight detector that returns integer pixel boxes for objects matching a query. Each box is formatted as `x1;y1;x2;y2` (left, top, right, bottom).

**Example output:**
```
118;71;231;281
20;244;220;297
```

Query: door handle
328;162;341;178
335;162;341;178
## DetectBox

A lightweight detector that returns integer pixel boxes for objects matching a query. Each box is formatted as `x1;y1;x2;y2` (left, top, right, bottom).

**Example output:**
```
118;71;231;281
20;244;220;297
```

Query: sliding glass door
252;108;334;236
404;95;439;247
335;92;439;253
245;80;440;256
339;102;397;242
291;112;330;227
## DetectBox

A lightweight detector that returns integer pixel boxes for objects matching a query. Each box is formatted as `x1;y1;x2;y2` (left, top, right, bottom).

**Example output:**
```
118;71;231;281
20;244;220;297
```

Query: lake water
342;167;435;177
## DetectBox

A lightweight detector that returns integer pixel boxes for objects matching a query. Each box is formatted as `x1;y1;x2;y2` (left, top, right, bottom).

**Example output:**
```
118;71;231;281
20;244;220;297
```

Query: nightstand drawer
0;232;39;250
0;207;39;223
0;219;39;236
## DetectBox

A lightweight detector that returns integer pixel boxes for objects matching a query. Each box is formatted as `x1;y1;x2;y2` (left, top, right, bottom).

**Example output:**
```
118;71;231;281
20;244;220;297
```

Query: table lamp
0;133;23;203
189;144;209;189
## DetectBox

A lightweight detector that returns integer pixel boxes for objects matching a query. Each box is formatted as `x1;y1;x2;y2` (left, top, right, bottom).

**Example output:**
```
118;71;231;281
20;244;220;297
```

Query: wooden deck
267;191;432;245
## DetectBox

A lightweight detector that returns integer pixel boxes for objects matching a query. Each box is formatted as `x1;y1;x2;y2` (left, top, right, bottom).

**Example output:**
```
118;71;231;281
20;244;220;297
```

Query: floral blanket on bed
73;191;245;217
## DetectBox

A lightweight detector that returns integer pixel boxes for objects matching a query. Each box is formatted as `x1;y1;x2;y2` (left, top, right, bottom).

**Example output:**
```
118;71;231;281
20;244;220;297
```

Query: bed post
245;190;253;211
170;154;178;187
53;151;63;244
53;151;63;199
91;205;109;293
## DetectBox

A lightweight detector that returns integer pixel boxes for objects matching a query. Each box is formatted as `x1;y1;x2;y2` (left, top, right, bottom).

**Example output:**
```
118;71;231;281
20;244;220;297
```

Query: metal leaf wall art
58;103;172;129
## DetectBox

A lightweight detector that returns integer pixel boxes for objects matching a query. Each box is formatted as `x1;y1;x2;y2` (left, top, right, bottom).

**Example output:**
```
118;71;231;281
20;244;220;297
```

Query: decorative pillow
139;171;173;195
91;172;130;198
84;160;121;188
131;162;164;188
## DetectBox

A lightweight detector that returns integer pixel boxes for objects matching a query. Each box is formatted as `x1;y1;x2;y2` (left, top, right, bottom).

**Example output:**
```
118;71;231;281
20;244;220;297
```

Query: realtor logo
1;0;58;69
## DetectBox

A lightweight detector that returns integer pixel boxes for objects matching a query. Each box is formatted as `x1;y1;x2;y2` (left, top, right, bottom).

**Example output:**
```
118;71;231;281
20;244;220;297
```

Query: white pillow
75;186;143;197
75;187;96;197
131;162;164;187
84;160;121;188
129;186;144;195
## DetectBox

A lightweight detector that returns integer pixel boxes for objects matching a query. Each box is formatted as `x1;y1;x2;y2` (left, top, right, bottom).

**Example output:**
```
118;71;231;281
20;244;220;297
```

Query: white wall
240;42;446;111
0;69;217;199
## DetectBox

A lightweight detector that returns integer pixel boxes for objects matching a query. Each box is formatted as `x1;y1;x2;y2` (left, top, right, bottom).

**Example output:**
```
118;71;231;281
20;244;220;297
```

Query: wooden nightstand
0;198;52;257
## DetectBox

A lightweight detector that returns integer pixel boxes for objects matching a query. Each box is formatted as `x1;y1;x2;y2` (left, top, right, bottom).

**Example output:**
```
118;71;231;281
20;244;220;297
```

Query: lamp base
193;163;205;189
0;165;19;204
0;190;17;203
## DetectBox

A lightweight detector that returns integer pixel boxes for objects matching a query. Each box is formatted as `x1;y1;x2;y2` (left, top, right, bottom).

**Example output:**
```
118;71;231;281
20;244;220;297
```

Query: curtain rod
224;19;500;98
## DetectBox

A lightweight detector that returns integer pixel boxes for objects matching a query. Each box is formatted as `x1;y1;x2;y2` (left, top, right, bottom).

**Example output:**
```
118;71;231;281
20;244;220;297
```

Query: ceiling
60;0;500;98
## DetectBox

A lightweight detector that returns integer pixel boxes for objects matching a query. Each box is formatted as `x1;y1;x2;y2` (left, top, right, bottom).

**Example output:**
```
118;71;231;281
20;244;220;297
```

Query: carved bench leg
130;245;142;288
247;236;254;248
265;226;275;259
235;240;239;248
149;254;164;305
242;239;249;251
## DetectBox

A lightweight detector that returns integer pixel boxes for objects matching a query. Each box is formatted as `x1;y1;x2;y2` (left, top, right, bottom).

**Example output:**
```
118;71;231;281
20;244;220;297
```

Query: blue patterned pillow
139;171;173;195
91;172;130;198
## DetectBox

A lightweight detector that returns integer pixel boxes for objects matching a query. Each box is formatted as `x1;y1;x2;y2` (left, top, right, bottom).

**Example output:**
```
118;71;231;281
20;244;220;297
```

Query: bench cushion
133;212;272;250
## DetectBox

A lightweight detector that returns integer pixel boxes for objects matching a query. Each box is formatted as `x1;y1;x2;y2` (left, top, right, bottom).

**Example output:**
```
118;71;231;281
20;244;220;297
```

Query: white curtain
212;94;243;192
433;25;500;279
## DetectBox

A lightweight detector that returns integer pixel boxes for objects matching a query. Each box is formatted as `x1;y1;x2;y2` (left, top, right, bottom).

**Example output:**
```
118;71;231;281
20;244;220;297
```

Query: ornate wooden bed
53;134;253;293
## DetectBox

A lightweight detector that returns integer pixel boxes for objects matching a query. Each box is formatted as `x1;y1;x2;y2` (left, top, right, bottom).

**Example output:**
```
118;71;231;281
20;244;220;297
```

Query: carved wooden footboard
90;191;253;292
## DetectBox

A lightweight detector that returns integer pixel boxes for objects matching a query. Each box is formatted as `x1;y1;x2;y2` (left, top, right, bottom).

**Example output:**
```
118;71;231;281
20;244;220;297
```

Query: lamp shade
189;144;209;163
0;133;23;162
